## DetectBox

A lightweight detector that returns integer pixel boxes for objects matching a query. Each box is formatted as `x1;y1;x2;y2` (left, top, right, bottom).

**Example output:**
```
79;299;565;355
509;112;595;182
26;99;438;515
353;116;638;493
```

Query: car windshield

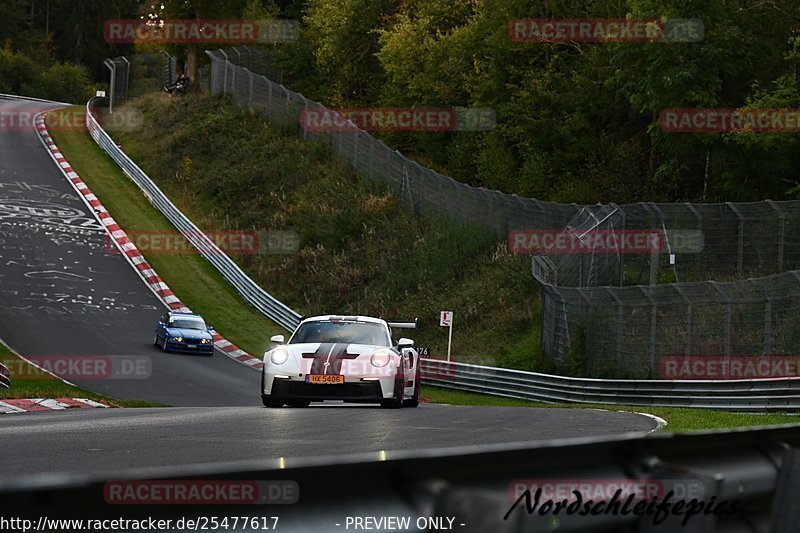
169;318;206;330
289;321;390;346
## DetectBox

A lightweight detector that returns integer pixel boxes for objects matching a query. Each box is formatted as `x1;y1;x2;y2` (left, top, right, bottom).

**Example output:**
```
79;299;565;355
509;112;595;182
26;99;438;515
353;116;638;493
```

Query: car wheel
287;400;310;408
153;332;159;346
262;396;284;408
161;336;168;352
404;371;421;408
380;375;403;409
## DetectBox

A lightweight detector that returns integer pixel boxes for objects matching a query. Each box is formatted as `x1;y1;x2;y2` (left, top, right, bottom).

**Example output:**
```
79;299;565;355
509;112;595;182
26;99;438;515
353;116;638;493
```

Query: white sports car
261;315;421;408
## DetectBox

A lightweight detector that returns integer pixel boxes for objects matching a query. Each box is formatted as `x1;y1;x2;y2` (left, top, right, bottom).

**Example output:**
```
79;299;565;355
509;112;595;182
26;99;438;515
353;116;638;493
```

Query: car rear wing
387;318;417;329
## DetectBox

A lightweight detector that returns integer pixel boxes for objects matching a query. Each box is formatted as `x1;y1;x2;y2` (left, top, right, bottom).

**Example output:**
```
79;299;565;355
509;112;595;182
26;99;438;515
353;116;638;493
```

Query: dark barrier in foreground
3;425;800;531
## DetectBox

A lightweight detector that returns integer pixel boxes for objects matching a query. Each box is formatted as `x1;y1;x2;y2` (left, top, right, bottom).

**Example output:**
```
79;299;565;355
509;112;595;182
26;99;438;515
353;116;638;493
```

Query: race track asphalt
0;403;658;478
0;97;260;407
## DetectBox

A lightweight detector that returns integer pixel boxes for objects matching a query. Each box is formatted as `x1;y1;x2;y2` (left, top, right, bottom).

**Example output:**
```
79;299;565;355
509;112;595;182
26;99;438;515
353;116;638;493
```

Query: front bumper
165;340;214;355
263;373;396;402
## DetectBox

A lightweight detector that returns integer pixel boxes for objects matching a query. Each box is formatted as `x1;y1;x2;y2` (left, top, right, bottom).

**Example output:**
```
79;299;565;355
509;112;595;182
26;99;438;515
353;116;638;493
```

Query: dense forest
3;0;800;205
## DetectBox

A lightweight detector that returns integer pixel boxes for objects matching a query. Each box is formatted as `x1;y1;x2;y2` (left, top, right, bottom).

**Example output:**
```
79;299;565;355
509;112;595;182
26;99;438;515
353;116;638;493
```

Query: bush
0;46;91;103
0;47;39;93
22;62;92;103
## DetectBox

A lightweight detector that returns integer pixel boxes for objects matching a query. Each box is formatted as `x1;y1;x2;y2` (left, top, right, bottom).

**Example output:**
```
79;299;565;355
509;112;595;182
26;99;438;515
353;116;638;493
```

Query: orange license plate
306;374;344;385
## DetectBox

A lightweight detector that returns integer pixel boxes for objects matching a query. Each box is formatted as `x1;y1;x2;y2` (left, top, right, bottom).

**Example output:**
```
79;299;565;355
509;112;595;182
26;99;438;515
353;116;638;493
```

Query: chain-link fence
105;52;175;111
543;271;800;378
204;48;800;277
102;46;798;378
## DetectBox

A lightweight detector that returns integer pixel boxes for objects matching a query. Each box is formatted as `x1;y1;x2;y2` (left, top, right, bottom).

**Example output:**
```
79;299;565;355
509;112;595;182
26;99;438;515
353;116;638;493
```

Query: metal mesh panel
194;47;800;377
547;273;800;378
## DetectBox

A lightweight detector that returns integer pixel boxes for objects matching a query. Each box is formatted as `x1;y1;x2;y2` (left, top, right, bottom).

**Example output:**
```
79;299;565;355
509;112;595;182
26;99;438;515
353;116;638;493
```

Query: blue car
154;311;215;355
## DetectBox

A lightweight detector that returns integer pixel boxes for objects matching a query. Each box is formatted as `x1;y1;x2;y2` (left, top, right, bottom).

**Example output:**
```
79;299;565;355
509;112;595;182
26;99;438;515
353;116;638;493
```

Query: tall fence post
767;199;785;273
220;50;229;93
749;279;771;354
726;202;744;278
638;286;658;376
104;59;116;113
265;76;273;118
685;202;703;273
248;70;254;109
673;284;692;356
710;282;732;360
605;288;625;374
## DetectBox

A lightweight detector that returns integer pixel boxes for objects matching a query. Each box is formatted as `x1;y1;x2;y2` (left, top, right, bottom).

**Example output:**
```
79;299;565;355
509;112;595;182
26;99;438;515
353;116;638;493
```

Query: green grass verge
423;386;799;432
0;342;165;408
47;106;282;357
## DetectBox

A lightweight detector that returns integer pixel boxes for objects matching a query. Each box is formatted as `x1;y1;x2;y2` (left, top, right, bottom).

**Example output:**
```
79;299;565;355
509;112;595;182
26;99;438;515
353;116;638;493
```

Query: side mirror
207;325;214;331
270;334;285;344
398;338;414;349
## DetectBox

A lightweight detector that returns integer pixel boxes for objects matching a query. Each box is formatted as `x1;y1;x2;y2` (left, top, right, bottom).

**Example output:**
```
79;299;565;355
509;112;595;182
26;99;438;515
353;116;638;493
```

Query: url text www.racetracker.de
1;516;280;532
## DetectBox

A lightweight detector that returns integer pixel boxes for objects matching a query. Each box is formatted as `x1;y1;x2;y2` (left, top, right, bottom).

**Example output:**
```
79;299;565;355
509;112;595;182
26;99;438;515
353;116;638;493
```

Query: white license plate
187;344;197;349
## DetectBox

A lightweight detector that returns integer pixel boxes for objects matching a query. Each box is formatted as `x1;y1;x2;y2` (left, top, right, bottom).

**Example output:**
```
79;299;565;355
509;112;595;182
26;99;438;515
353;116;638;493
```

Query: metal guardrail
421;358;800;411
84;99;302;331
0;362;9;389
3;424;800;531
0;93;71;105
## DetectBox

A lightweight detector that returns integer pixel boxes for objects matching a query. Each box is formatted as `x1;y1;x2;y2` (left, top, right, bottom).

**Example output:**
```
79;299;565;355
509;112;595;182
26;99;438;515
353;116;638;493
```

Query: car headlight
173;336;183;343
370;349;392;368
200;339;209;344
270;347;289;365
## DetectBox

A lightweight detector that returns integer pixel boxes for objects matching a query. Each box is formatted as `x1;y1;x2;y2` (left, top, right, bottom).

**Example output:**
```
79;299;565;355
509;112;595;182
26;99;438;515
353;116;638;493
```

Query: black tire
287;400;310;408
161;335;168;352
262;396;284;408
404;370;421;408
380;374;404;409
153;332;159;346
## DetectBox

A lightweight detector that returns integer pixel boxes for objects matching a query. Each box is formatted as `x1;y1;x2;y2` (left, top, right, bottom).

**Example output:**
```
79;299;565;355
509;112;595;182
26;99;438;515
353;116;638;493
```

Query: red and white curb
0;398;110;414
34;112;264;371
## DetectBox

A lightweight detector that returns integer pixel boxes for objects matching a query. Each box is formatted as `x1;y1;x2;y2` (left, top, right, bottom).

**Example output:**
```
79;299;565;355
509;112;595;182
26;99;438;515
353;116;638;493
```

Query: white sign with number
440;311;453;327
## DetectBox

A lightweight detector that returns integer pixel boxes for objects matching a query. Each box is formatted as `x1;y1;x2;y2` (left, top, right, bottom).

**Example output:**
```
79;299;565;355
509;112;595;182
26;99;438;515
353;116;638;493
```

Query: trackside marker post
440;311;454;362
